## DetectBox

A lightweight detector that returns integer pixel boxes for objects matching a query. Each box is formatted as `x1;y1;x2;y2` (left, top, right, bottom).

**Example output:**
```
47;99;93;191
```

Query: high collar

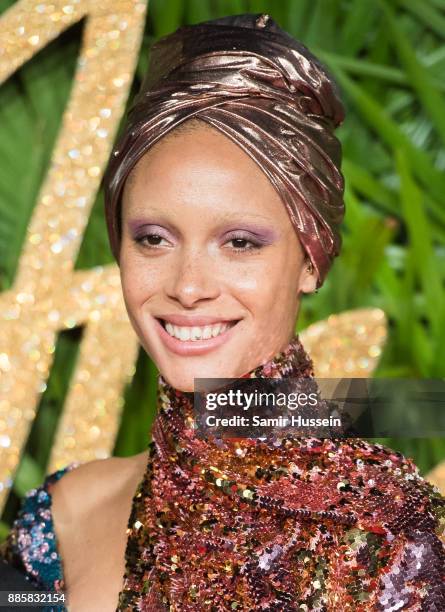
151;333;319;461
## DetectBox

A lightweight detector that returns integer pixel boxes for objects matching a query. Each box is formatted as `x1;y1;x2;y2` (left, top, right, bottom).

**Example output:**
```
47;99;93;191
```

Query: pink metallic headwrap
103;13;345;288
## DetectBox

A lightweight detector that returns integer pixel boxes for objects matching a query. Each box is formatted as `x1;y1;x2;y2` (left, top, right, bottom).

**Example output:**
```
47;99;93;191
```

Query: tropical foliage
1;0;444;534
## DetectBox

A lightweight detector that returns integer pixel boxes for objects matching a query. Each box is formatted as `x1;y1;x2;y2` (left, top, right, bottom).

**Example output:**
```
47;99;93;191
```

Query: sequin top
1;335;445;611
116;336;445;610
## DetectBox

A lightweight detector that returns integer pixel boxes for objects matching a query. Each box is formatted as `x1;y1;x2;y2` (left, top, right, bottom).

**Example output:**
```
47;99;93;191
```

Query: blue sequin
0;463;81;612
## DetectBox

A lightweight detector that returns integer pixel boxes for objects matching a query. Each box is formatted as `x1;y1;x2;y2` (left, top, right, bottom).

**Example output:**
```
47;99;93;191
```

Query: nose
165;246;221;308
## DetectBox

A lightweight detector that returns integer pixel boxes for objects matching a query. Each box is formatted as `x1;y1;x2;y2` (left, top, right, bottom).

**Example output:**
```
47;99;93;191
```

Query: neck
157;332;313;401
153;333;315;454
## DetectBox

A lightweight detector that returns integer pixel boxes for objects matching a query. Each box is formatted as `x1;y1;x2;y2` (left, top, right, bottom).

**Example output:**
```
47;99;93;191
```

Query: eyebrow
125;209;275;224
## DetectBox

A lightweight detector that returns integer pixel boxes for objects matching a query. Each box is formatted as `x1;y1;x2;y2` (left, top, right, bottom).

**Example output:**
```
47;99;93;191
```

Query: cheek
229;245;300;317
119;249;159;308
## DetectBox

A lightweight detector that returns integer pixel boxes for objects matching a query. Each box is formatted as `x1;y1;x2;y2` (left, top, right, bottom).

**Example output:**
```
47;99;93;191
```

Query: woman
1;13;444;612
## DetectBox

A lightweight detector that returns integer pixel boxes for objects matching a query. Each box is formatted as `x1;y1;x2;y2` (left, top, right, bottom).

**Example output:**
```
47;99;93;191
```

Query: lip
154;316;240;356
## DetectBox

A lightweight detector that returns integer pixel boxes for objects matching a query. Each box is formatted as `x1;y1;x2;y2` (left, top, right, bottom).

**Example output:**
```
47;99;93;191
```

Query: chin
160;360;236;393
165;377;196;393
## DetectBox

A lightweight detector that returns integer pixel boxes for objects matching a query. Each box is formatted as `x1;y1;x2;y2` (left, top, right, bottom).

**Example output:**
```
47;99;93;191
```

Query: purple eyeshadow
128;219;172;239
223;224;278;244
127;218;278;244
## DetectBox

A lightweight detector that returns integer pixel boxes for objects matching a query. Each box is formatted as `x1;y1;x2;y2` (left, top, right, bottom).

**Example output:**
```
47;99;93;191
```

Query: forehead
121;123;288;223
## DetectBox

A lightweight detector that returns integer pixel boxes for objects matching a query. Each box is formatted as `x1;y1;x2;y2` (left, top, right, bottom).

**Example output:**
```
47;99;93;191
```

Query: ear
298;259;318;294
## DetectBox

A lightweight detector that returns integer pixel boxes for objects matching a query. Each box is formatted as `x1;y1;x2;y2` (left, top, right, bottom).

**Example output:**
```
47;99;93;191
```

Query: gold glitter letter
0;0;147;509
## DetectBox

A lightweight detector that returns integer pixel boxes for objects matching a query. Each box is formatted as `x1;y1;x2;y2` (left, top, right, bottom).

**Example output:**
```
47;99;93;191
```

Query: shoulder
350;443;445;608
324;437;438;485
330;439;444;540
48;450;151;596
331;437;444;496
298;438;444;531
0;451;149;591
50;449;150;525
299;439;445;606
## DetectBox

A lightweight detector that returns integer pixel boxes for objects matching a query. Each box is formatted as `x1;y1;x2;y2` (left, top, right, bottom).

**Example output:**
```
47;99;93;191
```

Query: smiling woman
119;118;315;391
1;12;444;612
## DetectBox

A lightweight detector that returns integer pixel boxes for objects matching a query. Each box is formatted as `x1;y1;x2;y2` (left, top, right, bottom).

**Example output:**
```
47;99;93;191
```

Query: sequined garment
118;335;445;611
1;335;444;611
0;463;79;611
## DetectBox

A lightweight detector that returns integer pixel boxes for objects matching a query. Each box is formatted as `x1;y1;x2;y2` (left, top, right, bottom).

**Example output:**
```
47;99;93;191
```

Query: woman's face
120;123;316;391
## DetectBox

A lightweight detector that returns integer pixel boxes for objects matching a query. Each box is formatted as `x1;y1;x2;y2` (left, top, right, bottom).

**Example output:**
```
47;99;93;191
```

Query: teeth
178;326;190;341
164;321;232;341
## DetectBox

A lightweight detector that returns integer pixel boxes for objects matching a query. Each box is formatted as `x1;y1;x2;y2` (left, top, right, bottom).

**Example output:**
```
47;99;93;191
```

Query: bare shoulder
51;449;149;525
49;451;151;604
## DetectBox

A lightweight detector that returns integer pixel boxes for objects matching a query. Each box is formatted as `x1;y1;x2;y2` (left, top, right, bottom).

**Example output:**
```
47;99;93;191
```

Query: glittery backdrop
0;0;147;510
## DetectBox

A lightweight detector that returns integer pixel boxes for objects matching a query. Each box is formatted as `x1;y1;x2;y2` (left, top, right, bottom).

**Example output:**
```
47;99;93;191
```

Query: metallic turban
103;13;345;288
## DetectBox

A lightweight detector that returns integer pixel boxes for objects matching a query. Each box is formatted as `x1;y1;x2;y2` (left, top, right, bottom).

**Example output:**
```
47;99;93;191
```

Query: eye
224;233;263;252
134;233;170;248
230;238;255;250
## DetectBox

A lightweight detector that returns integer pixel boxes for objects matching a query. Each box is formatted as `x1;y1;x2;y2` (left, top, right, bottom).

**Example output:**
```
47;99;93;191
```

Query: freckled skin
119;123;317;391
